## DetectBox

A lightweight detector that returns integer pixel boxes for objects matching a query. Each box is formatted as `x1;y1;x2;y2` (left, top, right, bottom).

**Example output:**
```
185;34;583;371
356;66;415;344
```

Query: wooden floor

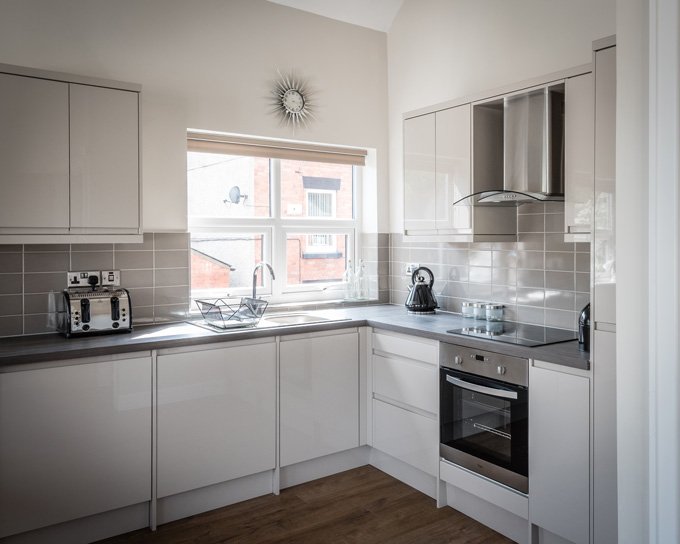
97;466;513;544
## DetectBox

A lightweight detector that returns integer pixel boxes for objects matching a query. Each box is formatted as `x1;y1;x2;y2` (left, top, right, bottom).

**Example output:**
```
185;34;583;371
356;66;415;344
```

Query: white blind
187;131;367;166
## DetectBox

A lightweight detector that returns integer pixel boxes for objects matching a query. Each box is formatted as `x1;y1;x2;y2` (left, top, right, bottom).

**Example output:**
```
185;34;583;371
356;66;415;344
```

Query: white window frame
187;142;363;305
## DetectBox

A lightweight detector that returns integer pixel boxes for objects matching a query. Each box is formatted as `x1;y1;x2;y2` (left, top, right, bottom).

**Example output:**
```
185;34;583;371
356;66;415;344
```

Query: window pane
286;233;347;286
187;152;270;218
280;160;353;219
191;233;264;292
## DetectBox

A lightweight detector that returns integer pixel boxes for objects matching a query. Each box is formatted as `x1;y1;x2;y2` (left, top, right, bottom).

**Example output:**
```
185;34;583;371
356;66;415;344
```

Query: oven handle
446;375;518;400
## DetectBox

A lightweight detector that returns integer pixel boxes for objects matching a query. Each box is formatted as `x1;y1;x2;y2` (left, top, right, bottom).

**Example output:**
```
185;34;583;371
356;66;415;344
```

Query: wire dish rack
195;298;268;329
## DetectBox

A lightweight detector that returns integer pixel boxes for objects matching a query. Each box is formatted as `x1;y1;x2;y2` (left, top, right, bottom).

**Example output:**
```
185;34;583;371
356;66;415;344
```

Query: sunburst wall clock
270;70;317;132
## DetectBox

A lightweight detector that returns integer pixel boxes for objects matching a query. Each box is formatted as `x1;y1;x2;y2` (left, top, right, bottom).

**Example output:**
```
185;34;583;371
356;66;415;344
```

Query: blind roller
187;131;367;166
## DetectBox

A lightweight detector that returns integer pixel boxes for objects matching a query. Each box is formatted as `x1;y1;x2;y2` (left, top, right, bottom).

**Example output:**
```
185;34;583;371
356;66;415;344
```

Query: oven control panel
439;342;528;387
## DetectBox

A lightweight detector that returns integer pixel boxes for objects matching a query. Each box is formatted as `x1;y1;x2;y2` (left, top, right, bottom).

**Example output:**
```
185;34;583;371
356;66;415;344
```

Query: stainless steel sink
260;313;336;326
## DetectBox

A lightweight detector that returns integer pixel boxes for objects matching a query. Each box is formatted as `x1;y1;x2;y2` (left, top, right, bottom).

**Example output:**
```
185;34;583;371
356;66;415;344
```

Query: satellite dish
224;186;248;205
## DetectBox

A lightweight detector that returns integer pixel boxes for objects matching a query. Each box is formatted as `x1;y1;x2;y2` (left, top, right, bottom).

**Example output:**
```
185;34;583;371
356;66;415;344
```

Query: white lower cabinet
529;362;590;544
0;354;152;539
156;339;276;498
373;399;438;476
279;329;360;467
371;330;439;477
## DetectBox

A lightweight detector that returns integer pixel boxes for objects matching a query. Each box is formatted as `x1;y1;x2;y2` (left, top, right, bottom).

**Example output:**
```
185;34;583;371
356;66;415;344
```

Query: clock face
282;89;305;113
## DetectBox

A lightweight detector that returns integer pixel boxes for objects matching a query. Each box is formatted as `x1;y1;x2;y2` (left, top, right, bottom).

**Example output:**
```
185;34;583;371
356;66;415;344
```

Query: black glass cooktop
447;321;579;347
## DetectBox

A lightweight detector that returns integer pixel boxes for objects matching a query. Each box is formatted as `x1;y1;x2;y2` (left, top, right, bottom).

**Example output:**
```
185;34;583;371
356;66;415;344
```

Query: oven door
440;366;528;493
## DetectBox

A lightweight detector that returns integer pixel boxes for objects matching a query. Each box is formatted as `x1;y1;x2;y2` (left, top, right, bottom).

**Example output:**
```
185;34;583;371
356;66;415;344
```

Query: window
187;132;366;303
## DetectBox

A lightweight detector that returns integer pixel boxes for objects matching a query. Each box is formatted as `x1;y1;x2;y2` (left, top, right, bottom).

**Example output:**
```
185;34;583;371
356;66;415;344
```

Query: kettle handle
411;266;434;288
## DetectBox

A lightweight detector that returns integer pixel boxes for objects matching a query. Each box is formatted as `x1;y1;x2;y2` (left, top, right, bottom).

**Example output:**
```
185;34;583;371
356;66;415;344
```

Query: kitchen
0;1;675;544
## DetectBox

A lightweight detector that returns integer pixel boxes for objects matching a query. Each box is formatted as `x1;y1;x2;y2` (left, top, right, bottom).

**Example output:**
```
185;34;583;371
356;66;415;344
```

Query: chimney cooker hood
455;83;565;209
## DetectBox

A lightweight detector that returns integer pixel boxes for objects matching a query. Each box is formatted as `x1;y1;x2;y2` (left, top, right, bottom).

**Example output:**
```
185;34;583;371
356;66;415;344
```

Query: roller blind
187;131;367;166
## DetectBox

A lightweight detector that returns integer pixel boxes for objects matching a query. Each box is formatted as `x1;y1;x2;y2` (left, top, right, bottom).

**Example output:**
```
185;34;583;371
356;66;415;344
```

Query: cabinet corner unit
0;63;142;244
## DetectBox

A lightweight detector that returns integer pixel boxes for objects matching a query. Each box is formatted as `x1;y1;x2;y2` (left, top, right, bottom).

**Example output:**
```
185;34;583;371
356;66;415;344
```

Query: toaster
58;271;133;337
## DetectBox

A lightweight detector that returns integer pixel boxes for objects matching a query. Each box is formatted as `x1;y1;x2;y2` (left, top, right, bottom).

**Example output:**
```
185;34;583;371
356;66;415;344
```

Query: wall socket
406;263;420;275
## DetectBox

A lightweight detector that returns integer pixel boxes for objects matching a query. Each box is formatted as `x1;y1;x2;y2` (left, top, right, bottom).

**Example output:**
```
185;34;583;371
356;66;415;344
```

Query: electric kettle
405;266;438;314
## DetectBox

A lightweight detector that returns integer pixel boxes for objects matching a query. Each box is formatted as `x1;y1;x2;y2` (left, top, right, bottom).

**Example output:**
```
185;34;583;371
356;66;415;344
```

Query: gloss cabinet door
69;83;140;233
404;113;436;232
156;340;277;498
280;330;360;467
0;73;70;231
0;356;152;538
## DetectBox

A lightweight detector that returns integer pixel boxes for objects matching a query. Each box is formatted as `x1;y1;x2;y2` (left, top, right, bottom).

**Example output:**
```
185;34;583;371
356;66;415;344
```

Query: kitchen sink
260;313;343;326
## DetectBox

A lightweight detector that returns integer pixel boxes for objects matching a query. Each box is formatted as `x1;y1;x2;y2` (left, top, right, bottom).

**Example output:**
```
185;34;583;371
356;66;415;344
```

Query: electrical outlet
406;263;420;275
67;271;101;288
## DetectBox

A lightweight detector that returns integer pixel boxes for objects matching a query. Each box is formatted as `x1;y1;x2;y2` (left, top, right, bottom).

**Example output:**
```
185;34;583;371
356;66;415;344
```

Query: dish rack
195;298;268;329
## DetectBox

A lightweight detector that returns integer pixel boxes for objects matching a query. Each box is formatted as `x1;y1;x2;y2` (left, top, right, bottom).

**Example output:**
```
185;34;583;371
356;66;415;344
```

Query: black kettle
578;303;590;352
405;267;438;314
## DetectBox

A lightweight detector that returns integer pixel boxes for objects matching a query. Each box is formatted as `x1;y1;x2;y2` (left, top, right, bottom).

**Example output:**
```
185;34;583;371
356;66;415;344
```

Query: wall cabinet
280;329;360;467
529;362;590;544
0;65;142;242
0;354;152;539
371;330;438;476
404;105;472;236
564;72;595;242
156;339;276;498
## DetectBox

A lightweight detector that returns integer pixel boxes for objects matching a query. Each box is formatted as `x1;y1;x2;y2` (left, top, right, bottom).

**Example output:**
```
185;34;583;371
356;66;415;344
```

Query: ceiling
266;0;405;32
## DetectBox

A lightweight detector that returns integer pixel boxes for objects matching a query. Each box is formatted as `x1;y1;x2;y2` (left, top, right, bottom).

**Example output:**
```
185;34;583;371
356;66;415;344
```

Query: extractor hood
455;83;565;208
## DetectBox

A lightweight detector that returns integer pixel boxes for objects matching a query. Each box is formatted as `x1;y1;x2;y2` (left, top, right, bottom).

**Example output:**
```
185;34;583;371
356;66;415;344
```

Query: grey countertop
0;305;590;370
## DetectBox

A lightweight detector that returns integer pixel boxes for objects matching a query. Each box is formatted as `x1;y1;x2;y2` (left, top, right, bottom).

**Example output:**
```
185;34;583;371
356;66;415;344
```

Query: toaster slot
81;299;91;323
111;296;120;321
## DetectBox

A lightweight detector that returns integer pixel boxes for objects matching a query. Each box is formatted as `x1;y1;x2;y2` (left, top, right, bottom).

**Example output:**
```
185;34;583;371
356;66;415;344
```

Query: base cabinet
0;355;152;539
156;339;276;498
529;362;590;544
280;330;360;467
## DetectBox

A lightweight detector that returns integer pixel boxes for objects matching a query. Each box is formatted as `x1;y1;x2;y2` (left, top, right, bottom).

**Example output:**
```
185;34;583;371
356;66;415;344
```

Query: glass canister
472;302;487;320
462;301;475;318
485;303;504;322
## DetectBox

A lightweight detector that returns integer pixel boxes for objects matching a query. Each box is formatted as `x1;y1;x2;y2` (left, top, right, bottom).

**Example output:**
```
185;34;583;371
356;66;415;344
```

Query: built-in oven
440;343;529;494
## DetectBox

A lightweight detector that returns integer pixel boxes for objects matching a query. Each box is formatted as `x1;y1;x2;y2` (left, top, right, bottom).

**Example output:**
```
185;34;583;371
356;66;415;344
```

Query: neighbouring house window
187;132;366;303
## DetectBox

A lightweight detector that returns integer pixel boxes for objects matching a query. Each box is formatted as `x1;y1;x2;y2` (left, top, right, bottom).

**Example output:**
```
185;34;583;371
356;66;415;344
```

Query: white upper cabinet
436;105;472;232
0;73;70;231
564;72;595;242
70;84;140;233
404;113;436;232
404;105;472;236
0;64;142;243
593;46;616;325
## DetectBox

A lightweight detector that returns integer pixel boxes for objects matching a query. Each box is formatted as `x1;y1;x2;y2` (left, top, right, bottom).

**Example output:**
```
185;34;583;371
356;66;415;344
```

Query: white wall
0;0;389;232
386;0;616;232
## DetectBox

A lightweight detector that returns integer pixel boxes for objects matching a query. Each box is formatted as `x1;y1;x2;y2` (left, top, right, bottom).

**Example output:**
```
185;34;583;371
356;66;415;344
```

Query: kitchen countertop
0;305;590;370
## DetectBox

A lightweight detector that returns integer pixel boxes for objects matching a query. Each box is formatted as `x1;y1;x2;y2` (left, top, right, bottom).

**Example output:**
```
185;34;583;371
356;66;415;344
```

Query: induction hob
447;321;579;347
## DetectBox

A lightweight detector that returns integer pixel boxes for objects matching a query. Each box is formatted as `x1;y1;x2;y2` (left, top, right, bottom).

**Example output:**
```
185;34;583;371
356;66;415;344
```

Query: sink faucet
252;262;275;299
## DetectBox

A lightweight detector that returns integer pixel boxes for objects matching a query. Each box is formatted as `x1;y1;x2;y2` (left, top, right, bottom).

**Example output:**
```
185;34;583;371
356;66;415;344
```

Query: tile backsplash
389;203;591;330
0;233;190;338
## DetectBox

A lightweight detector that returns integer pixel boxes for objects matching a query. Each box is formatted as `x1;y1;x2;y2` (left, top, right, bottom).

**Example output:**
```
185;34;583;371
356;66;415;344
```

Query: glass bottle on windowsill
355;259;368;300
342;259;355;300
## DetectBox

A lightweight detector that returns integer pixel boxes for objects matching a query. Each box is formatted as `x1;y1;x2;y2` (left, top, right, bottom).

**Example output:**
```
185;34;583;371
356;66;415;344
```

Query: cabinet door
373;399;438;476
0;73;70;231
529;364;590;544
280;331;359;467
436;105;472;232
593;47;616;325
592;329;617;544
404;113;436;232
157;341;276;498
0;356;152;538
564;73;594;242
70;84;140;232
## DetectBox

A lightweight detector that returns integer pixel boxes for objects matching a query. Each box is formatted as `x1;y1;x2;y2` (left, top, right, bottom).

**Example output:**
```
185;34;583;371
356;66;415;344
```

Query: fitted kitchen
0;1;671;544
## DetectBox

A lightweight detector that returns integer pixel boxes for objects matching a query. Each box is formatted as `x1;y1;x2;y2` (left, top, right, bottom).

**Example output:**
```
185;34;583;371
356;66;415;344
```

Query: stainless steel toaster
59;271;133;337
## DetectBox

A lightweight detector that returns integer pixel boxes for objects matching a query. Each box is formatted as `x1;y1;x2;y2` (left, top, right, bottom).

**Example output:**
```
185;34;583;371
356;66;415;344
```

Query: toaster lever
81;299;91;323
111;297;120;321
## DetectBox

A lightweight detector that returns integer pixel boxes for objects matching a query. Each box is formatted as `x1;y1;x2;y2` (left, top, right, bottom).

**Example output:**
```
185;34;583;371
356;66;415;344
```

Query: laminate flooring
97;465;514;544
